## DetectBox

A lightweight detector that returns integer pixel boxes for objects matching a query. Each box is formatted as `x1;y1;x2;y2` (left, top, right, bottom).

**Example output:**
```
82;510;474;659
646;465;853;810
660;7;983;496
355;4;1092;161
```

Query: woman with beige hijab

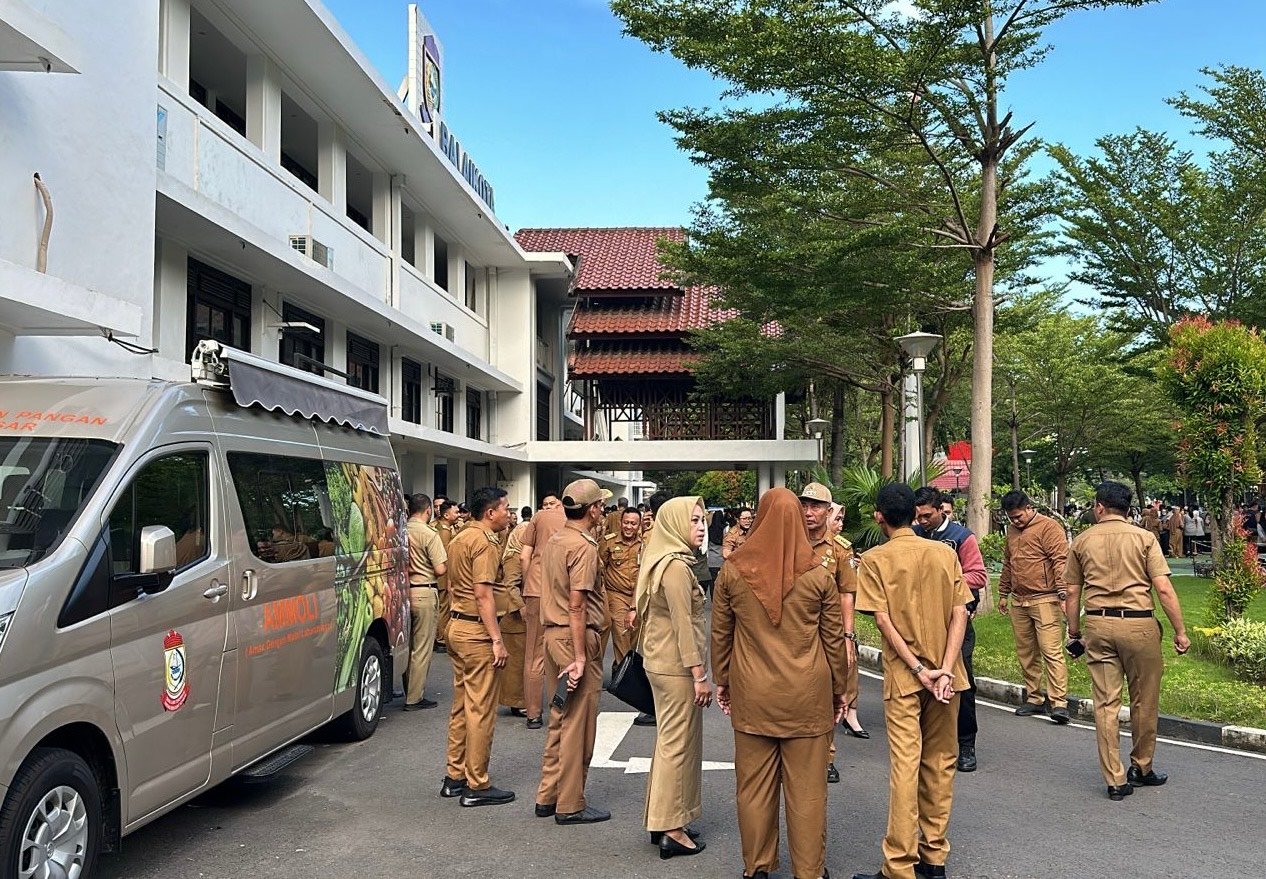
633;496;712;860
712;487;848;879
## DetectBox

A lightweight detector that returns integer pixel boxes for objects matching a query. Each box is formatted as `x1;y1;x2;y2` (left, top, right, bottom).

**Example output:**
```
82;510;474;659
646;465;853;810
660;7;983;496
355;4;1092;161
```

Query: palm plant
835;461;946;549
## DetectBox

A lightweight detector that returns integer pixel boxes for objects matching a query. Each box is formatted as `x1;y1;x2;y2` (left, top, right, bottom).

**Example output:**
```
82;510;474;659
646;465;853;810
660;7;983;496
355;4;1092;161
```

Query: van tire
0;747;101;879
337;635;385;741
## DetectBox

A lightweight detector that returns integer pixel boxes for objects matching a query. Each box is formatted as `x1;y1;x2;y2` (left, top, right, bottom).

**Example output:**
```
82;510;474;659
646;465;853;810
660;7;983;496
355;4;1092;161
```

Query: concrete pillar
415;218;433;280
245;54;282;162
773;466;786;489
152;239;189;362
371;171;392;247
775;391;787;440
317;121;347;213
757;465;772;501
448;456;467;504
159;0;191;89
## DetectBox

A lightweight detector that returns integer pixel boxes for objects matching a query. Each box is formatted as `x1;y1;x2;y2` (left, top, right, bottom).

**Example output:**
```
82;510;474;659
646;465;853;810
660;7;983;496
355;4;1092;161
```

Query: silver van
0;342;410;878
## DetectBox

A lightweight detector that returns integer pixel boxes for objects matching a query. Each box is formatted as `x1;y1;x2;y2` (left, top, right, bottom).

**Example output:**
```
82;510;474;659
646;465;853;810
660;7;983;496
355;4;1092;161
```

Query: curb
856;645;1266;755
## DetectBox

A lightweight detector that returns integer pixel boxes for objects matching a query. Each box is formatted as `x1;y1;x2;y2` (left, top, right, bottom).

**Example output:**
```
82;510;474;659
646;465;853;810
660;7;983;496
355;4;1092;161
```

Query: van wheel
337;636;385;741
0;747;100;879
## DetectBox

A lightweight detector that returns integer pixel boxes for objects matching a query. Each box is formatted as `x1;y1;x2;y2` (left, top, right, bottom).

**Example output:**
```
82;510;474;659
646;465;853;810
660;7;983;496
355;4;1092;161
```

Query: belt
1085;608;1153;618
410;583;439;588
546;623;603;633
450;611;481;622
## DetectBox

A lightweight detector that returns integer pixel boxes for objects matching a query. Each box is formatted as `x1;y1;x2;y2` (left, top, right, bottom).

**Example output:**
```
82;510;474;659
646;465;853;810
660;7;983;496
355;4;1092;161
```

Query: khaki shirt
520;506;566;599
604;509;625;534
722;526;749;557
406;518;447;585
1064;516;1170;612
710;563;847;738
998;513;1068;604
541;522;604;630
640;558;706;676
446;522;502;621
599;533;642;597
501;522;529;589
856;528;971;700
1140;509;1162;537
809;533;859;595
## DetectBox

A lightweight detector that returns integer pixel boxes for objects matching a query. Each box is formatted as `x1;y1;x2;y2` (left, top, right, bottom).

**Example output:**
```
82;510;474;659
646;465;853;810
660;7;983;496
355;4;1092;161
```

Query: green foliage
835;460;943;549
690;470;757;507
1205;619;1266;684
978;531;1006;570
1206;523;1266;625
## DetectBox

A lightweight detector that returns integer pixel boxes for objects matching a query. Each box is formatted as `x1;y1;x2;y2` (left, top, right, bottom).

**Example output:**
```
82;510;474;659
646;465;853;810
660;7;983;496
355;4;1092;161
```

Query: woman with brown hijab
633;496;712;860
712;487;849;879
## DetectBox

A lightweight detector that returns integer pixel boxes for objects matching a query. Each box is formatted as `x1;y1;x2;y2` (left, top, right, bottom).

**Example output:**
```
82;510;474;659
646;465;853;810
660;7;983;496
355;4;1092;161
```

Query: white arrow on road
591;711;734;774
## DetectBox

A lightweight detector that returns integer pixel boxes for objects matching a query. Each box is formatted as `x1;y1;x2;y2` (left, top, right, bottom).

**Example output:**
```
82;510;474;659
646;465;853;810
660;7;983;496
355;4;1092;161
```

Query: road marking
592;711;735;774
858;667;1266;761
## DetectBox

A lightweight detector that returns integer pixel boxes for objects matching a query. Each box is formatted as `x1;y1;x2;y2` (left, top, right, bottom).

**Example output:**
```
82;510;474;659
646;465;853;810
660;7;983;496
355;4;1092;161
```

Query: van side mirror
139;525;177;575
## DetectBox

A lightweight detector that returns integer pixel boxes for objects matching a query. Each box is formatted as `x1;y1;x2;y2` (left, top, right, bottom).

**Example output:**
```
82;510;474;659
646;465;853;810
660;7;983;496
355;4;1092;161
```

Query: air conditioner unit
430;322;456;343
290;235;334;270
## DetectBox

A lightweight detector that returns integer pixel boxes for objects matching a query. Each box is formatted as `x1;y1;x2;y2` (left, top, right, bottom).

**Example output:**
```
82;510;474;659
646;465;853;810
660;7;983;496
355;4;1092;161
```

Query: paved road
100;659;1266;879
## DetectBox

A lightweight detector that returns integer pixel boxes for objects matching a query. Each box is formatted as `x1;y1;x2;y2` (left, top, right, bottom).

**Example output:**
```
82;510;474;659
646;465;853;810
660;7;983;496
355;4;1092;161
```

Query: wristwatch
844;632;858;643
693;673;708;683
910;663;925;676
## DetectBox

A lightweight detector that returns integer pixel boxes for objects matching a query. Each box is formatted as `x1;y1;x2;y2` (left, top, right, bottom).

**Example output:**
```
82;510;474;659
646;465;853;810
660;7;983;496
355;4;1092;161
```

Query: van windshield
0;437;119;569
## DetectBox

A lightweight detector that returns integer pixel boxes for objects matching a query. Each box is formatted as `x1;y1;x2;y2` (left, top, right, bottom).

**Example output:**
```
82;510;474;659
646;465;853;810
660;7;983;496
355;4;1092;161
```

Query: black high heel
659;834;706;860
650;826;700;845
842;720;870;739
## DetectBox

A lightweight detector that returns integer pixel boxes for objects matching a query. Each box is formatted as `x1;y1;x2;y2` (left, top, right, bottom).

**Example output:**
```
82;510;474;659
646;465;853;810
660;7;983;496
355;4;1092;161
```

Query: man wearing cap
722;508;754;560
599;506;644;670
536;478;613;825
518;492;564;729
800;482;860;785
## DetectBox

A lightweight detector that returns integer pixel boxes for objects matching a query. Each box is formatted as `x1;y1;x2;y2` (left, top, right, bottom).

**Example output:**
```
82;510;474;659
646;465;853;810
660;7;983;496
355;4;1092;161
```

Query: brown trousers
602;590;636;669
437;576;452;645
733;730;831;879
880;690;960;879
537;627;602;814
644;671;703;832
498;610;527;710
1009;600;1068;708
1084;615;1163;786
523;596;547;720
444;620;502;790
405;586;439;705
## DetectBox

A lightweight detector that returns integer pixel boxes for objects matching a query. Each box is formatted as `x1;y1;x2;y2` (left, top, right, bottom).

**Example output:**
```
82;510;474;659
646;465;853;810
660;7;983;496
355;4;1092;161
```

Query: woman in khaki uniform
712;487;848;879
497;520;529;714
635;496;712;860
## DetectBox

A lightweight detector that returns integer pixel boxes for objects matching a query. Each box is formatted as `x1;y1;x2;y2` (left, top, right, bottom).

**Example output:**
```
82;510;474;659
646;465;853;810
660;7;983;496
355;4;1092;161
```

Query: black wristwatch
844;632;858;643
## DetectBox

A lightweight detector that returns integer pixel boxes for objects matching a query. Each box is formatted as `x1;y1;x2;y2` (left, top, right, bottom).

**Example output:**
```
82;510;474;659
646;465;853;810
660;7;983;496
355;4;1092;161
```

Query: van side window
227;453;332;564
108;452;210;576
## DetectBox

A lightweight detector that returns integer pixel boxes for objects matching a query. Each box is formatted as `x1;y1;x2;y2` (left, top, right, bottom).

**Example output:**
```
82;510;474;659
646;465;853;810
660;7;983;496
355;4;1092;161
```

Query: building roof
929;459;971;493
569;343;700;379
569;287;733;337
515;227;685;293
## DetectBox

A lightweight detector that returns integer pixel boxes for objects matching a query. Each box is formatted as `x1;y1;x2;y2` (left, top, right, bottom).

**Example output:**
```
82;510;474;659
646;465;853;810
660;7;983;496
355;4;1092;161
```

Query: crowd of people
397;476;1190;879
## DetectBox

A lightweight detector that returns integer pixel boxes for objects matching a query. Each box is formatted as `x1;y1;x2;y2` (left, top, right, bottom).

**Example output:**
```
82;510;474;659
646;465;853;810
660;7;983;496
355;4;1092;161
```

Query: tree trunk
1211;487;1235;566
829;383;846;486
1056;471;1067;512
967;249;996;536
879;385;895;478
1131;467;1146;511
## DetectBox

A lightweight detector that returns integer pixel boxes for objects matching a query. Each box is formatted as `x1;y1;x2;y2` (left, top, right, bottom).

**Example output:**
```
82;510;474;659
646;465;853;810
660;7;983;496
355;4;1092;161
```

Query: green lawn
855;576;1266;729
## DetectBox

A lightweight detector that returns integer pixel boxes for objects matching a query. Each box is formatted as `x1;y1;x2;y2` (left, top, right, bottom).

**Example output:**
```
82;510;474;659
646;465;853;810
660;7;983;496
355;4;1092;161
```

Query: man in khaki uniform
1139;502;1161;539
536;478;612;825
519;492;563;729
404;493;448;710
599;507;644;669
441;487;515;808
722;508;754;559
1063;481;1190;801
604;496;629;535
496;511;531;715
799;483;860;785
998;491;1071;723
853;484;969;879
434;500;461;652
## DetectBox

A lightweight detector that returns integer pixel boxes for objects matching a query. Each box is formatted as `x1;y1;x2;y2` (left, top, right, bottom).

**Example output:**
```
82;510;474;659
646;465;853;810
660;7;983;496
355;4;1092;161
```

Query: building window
434;235;449;292
278;303;325;374
346;332;380;394
466;389;483;440
402;358;423;425
465;262;478;312
434;372;455;433
187;258;251;360
537;382;552;441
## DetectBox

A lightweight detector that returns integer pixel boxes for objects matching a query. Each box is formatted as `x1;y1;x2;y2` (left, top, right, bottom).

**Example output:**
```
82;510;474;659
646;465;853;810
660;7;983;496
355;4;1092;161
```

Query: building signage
438;122;495;212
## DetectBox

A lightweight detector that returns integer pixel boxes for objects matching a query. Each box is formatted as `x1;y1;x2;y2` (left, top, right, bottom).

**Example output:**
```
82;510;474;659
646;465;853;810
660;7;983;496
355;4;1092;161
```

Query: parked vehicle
0;342;409;879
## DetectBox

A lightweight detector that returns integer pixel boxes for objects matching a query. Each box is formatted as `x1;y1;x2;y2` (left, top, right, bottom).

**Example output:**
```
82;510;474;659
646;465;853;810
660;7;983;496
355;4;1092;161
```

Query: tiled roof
929;459;971;492
515;227;685;292
569;343;700;378
570;287;733;336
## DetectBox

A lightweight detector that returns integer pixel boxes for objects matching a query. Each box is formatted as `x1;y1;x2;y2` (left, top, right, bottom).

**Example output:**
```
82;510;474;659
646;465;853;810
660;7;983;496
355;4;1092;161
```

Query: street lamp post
806;416;830;467
1021;448;1037;491
951;465;962;493
897;331;942;482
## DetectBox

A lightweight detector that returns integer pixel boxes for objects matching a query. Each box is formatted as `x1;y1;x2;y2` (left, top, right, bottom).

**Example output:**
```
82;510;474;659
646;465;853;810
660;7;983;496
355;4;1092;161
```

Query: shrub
1207;618;1266;684
1206;516;1266;625
978;531;1005;570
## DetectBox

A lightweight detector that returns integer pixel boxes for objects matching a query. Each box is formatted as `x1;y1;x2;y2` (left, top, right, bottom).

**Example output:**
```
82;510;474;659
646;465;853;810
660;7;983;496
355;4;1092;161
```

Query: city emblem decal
162;629;189;711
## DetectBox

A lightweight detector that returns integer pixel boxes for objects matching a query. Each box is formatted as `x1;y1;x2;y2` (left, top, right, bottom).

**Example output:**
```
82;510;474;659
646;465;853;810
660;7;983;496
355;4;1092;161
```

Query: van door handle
203;581;228;600
241;569;258;601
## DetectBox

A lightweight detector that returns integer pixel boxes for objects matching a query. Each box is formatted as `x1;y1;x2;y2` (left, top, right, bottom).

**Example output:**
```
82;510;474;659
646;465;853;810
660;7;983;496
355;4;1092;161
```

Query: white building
0;0;814;507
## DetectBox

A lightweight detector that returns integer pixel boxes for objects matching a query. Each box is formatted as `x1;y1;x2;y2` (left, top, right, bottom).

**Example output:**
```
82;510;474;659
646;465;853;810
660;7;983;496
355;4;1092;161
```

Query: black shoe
509;707;528;717
440;776;466;798
534;802;556;818
460;786;516;807
555;806;611;825
1050;707;1071;725
852;872;885;879
659;834;707;860
633;712;657;726
404;698;438;711
650;827;701;845
1107;783;1135;801
915;864;947;879
526;716;544;730
841;721;870;739
433;642;447;654
1127;766;1168;786
743;873;770;879
957;745;977;773
1014;702;1048;717
827;762;840;784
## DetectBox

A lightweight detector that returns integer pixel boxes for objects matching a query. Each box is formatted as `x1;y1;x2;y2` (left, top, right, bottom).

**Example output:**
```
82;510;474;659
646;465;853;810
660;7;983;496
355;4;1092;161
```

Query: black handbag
607;648;656;716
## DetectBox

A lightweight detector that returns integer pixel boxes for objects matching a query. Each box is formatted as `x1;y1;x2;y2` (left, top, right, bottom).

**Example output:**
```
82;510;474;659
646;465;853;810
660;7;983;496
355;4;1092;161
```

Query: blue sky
322;0;1265;236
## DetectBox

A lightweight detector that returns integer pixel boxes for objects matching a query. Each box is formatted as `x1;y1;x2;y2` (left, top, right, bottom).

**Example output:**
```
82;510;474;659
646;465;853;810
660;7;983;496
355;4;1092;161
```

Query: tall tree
611;0;1154;536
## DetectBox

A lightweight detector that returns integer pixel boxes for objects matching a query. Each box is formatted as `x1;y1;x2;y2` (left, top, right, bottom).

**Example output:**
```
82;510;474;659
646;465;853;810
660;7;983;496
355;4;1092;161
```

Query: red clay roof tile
569;287;733;336
568;343;700;378
515;227;686;293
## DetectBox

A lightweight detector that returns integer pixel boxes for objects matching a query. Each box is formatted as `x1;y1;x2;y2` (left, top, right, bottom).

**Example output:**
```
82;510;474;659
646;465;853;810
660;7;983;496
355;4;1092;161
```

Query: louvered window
346;332;380;394
186;258;251;360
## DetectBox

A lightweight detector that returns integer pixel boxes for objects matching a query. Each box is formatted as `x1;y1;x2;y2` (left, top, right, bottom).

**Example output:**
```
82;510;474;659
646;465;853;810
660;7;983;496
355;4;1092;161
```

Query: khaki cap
799;482;833;503
562;478;613;509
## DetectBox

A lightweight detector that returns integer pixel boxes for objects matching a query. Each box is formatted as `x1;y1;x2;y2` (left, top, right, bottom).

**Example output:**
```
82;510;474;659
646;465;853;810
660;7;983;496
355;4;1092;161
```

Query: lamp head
896;331;942;372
